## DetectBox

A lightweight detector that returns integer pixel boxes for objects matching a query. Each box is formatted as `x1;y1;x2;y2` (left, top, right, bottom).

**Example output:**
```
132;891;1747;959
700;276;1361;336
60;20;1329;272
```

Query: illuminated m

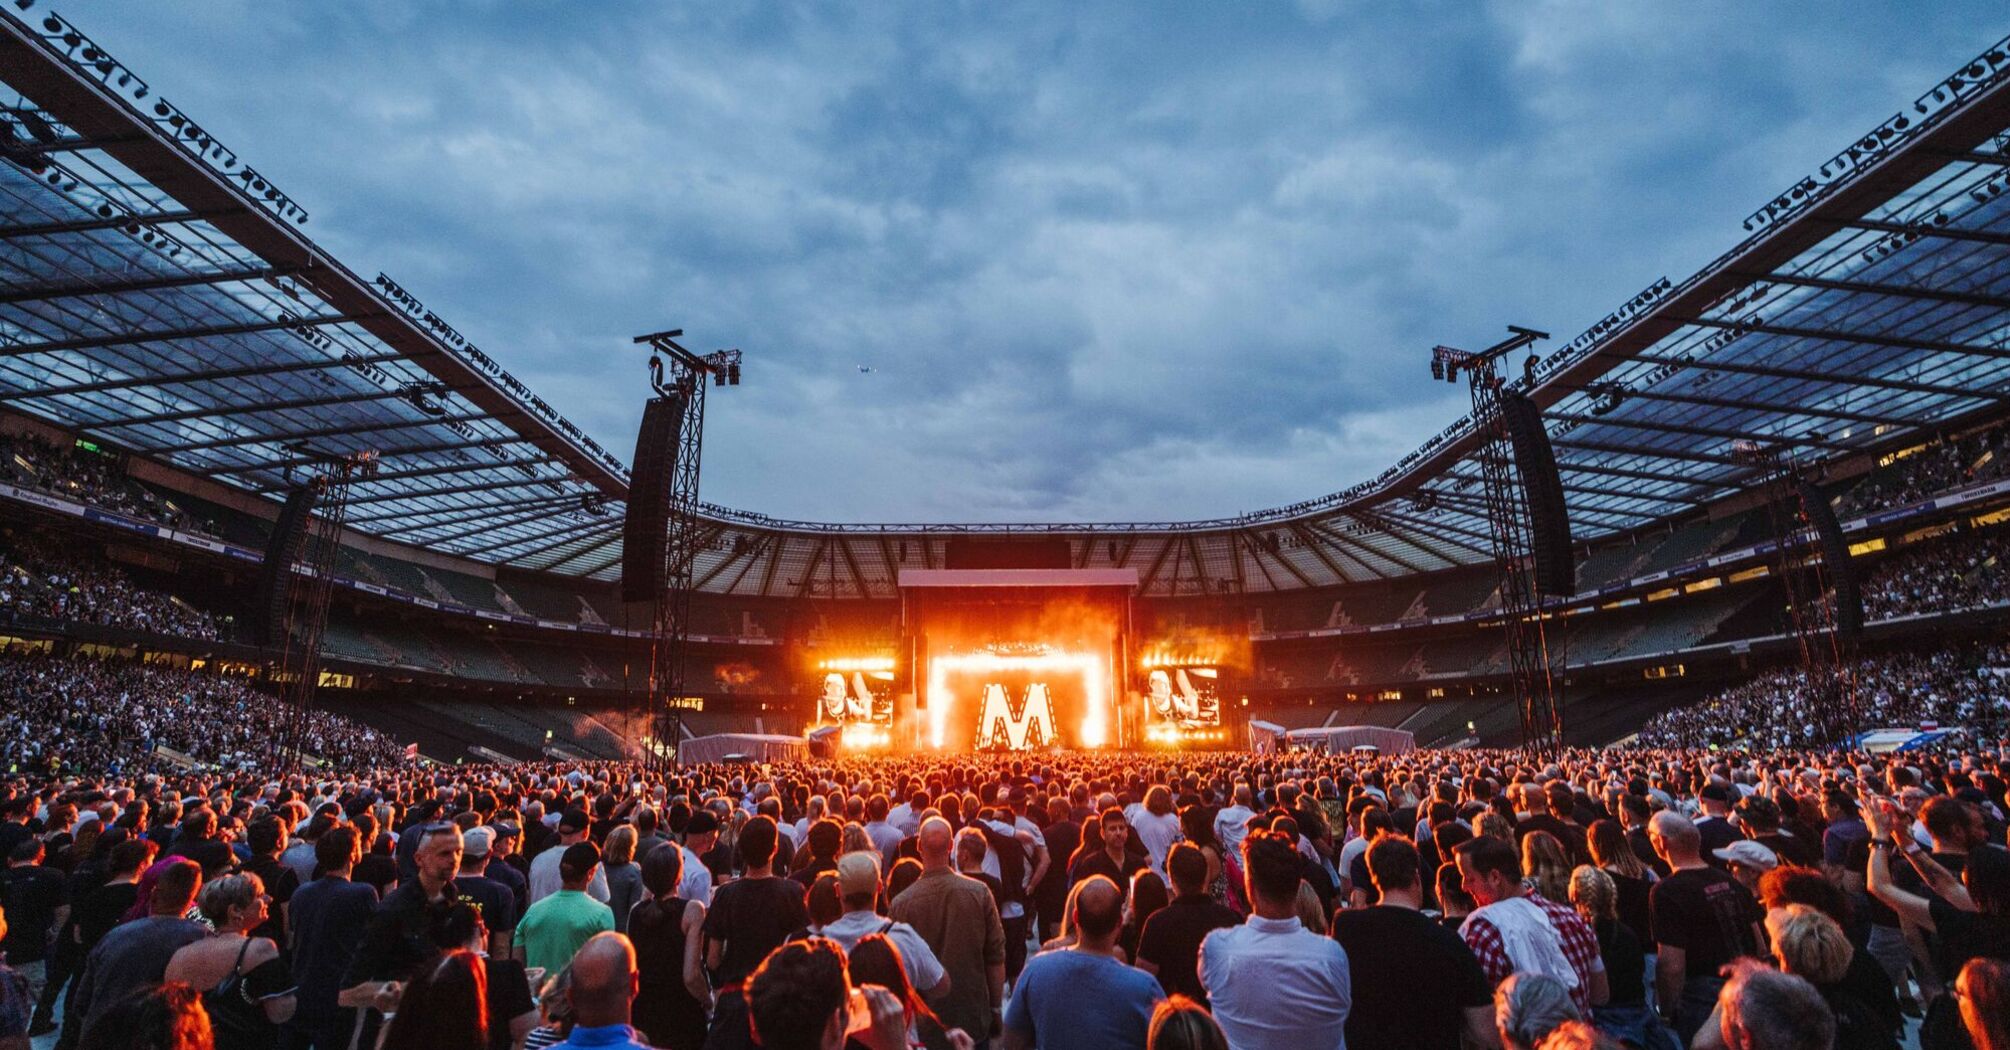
975;682;1056;750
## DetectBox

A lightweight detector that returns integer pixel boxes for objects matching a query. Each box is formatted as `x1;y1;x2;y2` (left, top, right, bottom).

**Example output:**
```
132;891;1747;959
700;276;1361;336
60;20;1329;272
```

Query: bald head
1649;810;1701;863
918;817;955;866
1070;875;1124;945
569;931;638;1027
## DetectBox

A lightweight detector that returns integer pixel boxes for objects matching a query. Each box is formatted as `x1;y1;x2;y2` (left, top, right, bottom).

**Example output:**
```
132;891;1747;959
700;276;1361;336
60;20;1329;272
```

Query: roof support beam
1281;522;1363;583
340;472;569;508
1676;315;2010;363
453;514;610;557
1839;217;2010;247
1546;410;1854;453
1740;270;2010;310
0;351;404;402
1551;437;1746;466
0;265;278;306
836;537;872;598
0;313;349;359
150;410;486;455
0;209;206;241
383;502;580;545
540;533;625;578
94;386;413;429
1559;383;1922;428
273;456;554;492
508;526;624;575
795;539;831;599
1562;459;1740;491
344;493;579;529
694;538;760;592
1308;518;1429;575
1444;467;1705;508
1135;538;1179;593
1365;507;1495;556
1625;353;2010;404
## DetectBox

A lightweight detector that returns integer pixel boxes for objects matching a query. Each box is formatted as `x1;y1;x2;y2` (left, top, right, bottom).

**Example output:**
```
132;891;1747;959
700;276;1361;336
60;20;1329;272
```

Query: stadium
2;6;2010;1050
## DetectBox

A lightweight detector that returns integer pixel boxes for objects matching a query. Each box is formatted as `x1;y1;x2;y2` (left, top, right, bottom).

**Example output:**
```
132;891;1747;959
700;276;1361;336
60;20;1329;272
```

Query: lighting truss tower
270;449;377;769
1430;326;1565;754
635;329;741;768
1733;443;1860;744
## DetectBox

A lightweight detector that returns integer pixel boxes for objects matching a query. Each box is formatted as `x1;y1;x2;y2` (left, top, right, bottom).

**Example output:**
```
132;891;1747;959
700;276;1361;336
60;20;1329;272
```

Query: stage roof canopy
2;5;2008;596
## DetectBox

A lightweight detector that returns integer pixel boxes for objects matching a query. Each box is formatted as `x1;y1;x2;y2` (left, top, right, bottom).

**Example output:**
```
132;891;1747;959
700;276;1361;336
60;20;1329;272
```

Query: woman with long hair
1474;812;1515;845
627;842;709;1050
1177;805;1227;907
847;933;972;1050
429;903;539;1050
1586;819;1655;954
1520;831;1571;904
379;948;488;1050
1120;871;1170;963
163;873;294;1050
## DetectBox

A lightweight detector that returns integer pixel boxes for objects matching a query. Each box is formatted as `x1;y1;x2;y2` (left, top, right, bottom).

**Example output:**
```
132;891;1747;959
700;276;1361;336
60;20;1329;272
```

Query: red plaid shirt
1459;892;1606;1014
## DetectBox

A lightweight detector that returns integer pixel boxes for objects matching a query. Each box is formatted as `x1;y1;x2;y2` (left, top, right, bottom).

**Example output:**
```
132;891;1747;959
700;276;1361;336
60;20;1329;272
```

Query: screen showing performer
1144;666;1220;728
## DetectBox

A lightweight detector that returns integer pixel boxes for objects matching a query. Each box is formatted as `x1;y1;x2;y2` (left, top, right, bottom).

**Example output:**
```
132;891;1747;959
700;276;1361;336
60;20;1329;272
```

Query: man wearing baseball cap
820;851;948;996
454;826;517;957
530;809;609;907
679;811;718;906
517;842;615;978
1712;839;1779;898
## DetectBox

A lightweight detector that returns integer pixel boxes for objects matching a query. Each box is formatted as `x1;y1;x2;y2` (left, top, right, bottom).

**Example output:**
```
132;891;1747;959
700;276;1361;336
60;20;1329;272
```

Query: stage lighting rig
632;327;744;767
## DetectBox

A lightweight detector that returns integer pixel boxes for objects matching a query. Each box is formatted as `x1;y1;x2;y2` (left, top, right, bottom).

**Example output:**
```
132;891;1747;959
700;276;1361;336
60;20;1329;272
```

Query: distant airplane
857;365;876;374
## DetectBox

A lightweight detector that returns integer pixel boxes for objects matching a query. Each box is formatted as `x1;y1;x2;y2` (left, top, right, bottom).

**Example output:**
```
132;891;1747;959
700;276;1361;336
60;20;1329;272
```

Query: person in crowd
1521;831;1573;904
1704;960;1835;1050
1201;830;1350;1050
285;825;378;1050
1330;835;1494;1050
1033;798;1082;942
338;822;464;1033
1713;840;1780;898
820;851;948;997
517;842;615;979
378;947;488;1050
744;939;907;1050
1129;786;1182;877
1764;904;1898;1050
1956;957;2010;1050
164;873;295;1050
1004;875;1162;1050
954;828;1007;913
1436;862;1476;931
1493;973;1580;1050
453;827;518;958
847;933;973;1050
431;902;538;1050
1859;795;2010;1049
1646;810;1762;1043
1733;796;1818;868
524;967;575;1050
239;817;299;949
1070;808;1148;895
889;817;1003;1050
1119;870;1169;964
678;810;720;907
1567;865;1663;1050
0;904;30;1050
1135;842;1240;1007
1585;819;1656;968
2;837;66;1020
530;811;609;907
60;858;206;1050
74;980;213;1050
1146;996;1228;1050
544;933;652;1050
1454;834;1608;1018
704;814;808;979
627;842;709;1050
600;826;645;936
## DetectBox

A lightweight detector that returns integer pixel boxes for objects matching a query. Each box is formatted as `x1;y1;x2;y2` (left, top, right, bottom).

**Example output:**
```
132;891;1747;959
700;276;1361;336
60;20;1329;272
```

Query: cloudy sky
87;2;2005;524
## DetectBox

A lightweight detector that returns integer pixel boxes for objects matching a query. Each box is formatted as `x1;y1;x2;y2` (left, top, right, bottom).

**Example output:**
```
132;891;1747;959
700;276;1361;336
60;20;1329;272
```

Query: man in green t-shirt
515;842;614;976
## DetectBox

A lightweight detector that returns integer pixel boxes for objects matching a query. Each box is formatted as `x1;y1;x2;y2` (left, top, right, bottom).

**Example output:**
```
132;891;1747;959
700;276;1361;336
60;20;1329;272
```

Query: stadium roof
2;4;2008;597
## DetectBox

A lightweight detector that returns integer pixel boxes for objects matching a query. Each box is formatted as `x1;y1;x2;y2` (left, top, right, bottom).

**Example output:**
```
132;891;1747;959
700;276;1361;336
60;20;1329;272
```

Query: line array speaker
255;485;317;647
622;393;686;602
1798;478;1863;640
1502;391;1575;597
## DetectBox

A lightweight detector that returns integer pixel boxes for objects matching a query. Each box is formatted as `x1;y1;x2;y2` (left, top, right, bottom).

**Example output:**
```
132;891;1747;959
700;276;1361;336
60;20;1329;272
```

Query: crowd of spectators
0;432;198;533
1838;424;2010;518
0;532;222;641
0;741;2006;1050
0;650;406;775
1863;530;2010;620
1638;643;2010;750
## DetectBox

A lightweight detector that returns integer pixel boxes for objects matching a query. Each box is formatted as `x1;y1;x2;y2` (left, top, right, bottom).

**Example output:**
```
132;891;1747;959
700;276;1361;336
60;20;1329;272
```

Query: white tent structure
678;733;808;764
